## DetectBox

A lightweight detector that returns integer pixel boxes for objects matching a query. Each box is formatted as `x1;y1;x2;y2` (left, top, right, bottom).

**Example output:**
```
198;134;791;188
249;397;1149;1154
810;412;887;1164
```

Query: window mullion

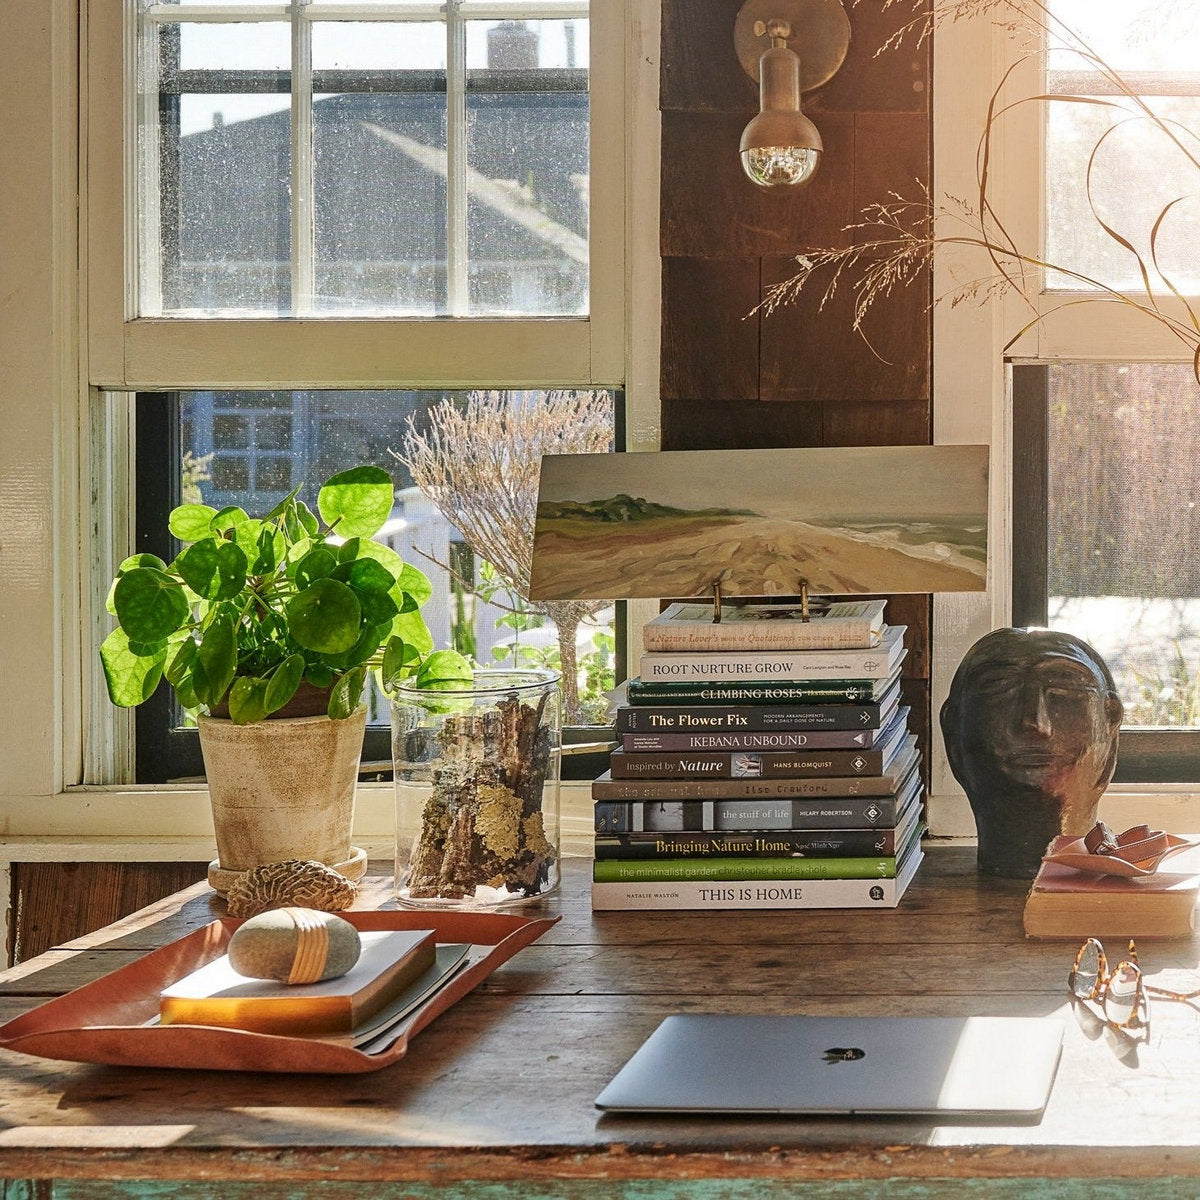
292;0;315;315
135;1;164;317
446;0;468;316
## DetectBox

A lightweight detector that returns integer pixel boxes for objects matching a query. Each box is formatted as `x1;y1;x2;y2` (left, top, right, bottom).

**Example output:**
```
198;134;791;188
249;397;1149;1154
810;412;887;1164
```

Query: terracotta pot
197;708;367;893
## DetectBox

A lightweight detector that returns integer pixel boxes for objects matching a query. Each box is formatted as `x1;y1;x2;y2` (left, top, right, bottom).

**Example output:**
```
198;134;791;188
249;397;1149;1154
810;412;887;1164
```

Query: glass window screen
1044;363;1200;729
174;389;617;729
1045;0;1200;294
137;9;590;317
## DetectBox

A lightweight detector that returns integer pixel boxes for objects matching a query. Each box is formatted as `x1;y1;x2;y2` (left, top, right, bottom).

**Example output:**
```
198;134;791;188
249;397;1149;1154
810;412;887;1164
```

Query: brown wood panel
660;397;824;450
759;256;931;402
660;0;754;113
824;397;931;444
888;592;932;678
853;111;930;221
661;111;855;258
660;256;761;402
815;0;931;114
9;862;207;965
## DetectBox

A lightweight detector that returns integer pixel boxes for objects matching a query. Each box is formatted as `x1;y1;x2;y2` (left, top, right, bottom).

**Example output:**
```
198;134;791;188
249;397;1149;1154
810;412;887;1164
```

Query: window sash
87;0;624;390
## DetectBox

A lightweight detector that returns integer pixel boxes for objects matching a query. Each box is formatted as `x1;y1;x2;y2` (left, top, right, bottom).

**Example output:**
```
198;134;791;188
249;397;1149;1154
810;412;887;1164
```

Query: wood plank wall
8;2;935;963
659;0;934;778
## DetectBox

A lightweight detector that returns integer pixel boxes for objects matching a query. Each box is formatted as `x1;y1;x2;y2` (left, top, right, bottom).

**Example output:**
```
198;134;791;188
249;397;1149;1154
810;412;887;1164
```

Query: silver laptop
595;1015;1062;1117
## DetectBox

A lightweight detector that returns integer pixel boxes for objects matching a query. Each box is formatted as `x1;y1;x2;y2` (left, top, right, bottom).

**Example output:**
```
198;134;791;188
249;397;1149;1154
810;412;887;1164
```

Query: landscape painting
528;445;988;601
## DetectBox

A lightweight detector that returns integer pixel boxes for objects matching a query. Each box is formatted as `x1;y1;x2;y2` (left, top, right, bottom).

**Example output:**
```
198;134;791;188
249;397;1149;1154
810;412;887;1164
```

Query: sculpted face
940;628;1123;876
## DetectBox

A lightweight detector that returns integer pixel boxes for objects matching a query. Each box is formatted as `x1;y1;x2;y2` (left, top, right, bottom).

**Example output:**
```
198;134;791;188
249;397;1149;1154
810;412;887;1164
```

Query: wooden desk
2;848;1199;1198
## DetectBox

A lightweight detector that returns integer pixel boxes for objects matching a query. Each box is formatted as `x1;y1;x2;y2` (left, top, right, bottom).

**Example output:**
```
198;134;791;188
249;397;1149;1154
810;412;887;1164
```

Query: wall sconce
734;0;851;190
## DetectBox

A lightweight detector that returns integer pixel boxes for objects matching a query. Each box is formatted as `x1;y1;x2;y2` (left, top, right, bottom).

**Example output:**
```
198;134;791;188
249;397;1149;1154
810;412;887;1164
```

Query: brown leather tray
0;909;559;1073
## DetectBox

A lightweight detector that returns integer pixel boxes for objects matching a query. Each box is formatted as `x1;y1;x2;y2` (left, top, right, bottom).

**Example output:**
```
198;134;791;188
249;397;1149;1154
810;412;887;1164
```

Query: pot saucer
207;845;369;896
1043;833;1199;878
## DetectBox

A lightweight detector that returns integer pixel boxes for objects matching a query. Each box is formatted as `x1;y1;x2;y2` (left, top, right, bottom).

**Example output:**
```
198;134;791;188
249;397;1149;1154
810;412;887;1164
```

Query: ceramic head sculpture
940;627;1123;878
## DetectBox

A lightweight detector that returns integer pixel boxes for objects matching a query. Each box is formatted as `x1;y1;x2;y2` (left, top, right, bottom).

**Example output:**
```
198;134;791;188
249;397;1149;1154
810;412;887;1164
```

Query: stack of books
591;599;925;911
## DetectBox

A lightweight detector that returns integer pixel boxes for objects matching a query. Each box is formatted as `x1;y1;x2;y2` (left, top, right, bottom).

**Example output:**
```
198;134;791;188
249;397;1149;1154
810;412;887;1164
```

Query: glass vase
392;669;561;909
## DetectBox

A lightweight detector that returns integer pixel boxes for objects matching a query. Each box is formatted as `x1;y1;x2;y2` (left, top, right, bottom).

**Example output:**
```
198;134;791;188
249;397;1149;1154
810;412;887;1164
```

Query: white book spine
592;851;923;911
637;628;906;682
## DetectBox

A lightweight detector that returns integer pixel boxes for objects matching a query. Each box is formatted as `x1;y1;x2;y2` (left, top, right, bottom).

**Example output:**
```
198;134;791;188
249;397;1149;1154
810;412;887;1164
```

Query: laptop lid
595;1015;1063;1117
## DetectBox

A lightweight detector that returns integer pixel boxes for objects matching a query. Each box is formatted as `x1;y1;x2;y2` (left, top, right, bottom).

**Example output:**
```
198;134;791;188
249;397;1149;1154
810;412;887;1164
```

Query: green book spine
592;855;898;883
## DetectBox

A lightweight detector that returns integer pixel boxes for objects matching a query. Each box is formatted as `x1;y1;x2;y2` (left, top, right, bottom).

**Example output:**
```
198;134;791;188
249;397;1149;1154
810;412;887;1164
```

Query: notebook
595;1014;1063;1118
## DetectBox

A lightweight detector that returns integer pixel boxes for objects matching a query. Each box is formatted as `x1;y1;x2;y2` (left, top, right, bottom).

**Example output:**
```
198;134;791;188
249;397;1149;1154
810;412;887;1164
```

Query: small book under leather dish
1043;821;1200;879
0;909;558;1074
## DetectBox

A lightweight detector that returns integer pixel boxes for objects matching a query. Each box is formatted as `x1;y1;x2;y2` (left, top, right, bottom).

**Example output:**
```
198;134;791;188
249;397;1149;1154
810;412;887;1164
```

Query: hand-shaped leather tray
1044;831;1199;878
0;909;558;1073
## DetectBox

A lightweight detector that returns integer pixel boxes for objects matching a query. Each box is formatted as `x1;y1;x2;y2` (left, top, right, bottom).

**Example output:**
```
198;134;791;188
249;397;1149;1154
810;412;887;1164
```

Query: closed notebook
1023;837;1200;940
160;928;437;1036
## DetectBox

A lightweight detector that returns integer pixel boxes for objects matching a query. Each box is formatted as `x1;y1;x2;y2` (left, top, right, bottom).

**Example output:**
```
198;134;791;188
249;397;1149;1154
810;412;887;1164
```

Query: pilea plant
101;465;471;724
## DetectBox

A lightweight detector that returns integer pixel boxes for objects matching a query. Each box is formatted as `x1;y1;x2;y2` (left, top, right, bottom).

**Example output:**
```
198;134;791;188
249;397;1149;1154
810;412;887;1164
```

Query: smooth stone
227;908;362;983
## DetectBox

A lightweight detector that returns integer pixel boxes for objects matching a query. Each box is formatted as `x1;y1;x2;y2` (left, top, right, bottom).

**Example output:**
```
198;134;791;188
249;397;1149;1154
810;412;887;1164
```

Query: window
1007;1;1200;783
73;0;650;792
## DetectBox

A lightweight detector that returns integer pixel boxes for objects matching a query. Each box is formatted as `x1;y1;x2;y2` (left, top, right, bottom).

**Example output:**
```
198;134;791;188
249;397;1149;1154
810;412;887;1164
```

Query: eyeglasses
1068;938;1200;1037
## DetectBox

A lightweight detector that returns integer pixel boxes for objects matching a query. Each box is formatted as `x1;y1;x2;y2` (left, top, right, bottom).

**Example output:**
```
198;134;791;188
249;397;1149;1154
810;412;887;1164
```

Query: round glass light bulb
740;145;821;189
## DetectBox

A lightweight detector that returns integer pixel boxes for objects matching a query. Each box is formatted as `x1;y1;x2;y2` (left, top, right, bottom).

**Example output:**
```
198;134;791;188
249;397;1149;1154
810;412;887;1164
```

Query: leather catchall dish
0;909;559;1073
1043;821;1199;879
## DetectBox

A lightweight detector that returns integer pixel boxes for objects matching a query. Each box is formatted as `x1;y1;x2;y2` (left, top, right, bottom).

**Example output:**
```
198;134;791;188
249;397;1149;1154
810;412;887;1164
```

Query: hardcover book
608;713;908;780
592;735;919;801
592;821;924;884
637;626;907;683
590;846;925;911
1023;836;1200;940
614;686;900;734
619;707;908;753
593;787;923;859
641;599;887;652
594;765;922;833
623;670;901;707
160;928;437;1036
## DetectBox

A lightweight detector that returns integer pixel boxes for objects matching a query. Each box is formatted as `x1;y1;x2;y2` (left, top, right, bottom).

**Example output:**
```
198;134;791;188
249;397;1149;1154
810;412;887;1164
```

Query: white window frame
0;0;661;869
930;3;1200;840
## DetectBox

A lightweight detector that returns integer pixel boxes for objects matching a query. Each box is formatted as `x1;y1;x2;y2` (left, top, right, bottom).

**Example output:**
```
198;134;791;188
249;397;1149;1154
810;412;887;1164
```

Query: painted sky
536;445;989;521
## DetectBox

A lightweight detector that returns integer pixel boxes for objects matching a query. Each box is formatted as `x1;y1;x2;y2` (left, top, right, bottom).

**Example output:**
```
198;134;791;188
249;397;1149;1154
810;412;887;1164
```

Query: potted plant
100;465;472;892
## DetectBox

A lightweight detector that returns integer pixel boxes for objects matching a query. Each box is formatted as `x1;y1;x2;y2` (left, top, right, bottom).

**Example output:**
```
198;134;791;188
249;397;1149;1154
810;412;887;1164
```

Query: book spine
593;827;903;858
593;855;898;882
594;796;903;832
620;726;885;752
641;621;877;653
637;632;902;683
609;746;891;779
615;702;889;733
626;679;886;704
591;767;912;801
591;853;923;911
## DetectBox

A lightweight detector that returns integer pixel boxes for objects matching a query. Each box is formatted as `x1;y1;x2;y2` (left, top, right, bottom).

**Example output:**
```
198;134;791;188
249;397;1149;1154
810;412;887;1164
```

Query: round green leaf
195;610;237;708
168;504;218;543
322;620;391;669
249;524;285;576
305;662;335;689
296;500;320;537
228;677;270;725
318;466;395;539
382;635;420;691
264;653;305;713
100;627;167;707
328;665;368;719
113;568;190;643
293;546;338;589
388;606;435;658
415;648;475;691
164;637;198;688
287;577;362;654
176;538;248;601
106;554;168;614
210;506;249;534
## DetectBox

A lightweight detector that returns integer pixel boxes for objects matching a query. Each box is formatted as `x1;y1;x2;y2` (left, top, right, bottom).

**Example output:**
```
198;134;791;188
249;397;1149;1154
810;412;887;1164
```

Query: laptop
595;1014;1063;1118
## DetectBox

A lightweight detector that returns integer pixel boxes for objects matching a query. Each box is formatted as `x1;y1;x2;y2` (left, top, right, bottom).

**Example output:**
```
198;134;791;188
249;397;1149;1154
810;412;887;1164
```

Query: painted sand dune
529;510;986;600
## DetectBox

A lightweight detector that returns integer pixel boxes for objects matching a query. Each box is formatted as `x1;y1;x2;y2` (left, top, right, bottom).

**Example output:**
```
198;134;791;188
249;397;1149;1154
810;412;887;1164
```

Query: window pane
1044;363;1200;729
465;21;589;316
178;389;618;725
142;23;292;314
1048;0;1200;74
312;23;448;314
1045;96;1200;293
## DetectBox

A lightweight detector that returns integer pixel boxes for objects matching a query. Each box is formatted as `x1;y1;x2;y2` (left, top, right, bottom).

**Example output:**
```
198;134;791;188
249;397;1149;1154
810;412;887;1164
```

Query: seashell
228;907;361;984
225;858;359;919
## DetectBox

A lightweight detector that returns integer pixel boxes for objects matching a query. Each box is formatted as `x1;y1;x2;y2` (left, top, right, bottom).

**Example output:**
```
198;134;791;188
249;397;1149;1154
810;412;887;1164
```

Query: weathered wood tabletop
2;848;1200;1198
